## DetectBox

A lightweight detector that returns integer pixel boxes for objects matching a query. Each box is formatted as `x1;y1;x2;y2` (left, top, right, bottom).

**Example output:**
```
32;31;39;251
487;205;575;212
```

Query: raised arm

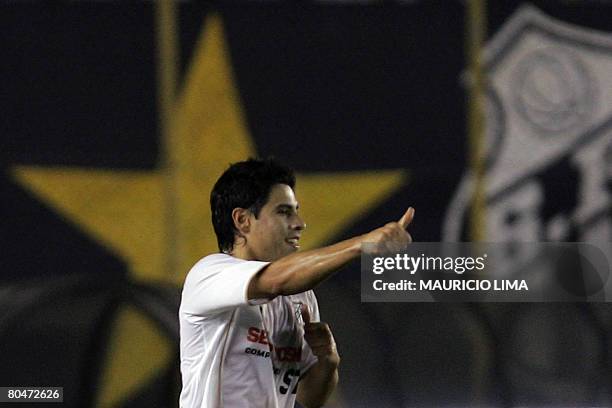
247;207;415;300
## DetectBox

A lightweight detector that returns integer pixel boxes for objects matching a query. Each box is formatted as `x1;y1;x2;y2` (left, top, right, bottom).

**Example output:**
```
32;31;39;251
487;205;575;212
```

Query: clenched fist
301;305;340;367
361;207;415;254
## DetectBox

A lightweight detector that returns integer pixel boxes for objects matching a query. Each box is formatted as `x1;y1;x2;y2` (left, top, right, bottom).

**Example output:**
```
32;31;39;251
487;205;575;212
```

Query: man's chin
279;245;299;258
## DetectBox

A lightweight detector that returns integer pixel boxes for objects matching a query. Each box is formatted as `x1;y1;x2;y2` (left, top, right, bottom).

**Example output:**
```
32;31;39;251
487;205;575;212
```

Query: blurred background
2;0;612;406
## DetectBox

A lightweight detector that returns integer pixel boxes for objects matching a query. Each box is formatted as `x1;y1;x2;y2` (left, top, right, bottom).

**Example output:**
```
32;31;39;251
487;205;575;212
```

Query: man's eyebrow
276;203;299;210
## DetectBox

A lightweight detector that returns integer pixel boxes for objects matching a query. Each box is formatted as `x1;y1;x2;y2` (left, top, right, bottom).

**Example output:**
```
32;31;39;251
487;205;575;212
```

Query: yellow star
12;14;407;286
11;12;406;407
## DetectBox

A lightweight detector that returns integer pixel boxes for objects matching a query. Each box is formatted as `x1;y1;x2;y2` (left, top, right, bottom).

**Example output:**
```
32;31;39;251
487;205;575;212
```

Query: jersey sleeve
300;290;321;374
181;256;270;316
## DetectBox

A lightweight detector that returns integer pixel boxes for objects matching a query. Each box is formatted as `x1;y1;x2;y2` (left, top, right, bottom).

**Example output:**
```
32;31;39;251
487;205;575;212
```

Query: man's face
246;183;305;261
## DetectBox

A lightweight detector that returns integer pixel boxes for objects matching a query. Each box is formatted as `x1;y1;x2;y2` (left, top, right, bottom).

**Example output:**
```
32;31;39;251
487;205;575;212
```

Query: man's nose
293;215;306;231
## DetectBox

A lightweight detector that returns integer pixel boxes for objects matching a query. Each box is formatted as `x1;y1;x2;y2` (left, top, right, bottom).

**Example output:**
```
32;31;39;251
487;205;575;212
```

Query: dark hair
211;158;296;253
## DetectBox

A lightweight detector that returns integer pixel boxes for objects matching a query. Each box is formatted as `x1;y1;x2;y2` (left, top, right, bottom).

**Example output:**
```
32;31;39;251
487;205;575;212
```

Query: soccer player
179;158;414;407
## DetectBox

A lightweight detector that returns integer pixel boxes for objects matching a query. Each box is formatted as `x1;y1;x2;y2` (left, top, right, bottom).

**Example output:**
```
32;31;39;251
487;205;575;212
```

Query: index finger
300;303;311;325
398;207;415;229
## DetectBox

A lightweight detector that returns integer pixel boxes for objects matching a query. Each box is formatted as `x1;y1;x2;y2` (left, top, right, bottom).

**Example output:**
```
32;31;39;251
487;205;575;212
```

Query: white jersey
179;253;319;408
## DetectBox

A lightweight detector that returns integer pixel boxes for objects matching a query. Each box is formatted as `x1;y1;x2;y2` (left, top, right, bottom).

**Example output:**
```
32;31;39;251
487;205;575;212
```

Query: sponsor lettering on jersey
244;347;271;358
246;327;302;362
275;346;302;362
246;327;269;345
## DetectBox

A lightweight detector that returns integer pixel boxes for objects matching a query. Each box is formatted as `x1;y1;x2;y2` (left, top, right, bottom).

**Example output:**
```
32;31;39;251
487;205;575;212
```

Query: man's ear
231;208;251;235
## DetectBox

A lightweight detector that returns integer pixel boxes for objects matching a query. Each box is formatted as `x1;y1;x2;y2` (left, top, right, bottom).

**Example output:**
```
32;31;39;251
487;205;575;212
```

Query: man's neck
229;244;256;261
